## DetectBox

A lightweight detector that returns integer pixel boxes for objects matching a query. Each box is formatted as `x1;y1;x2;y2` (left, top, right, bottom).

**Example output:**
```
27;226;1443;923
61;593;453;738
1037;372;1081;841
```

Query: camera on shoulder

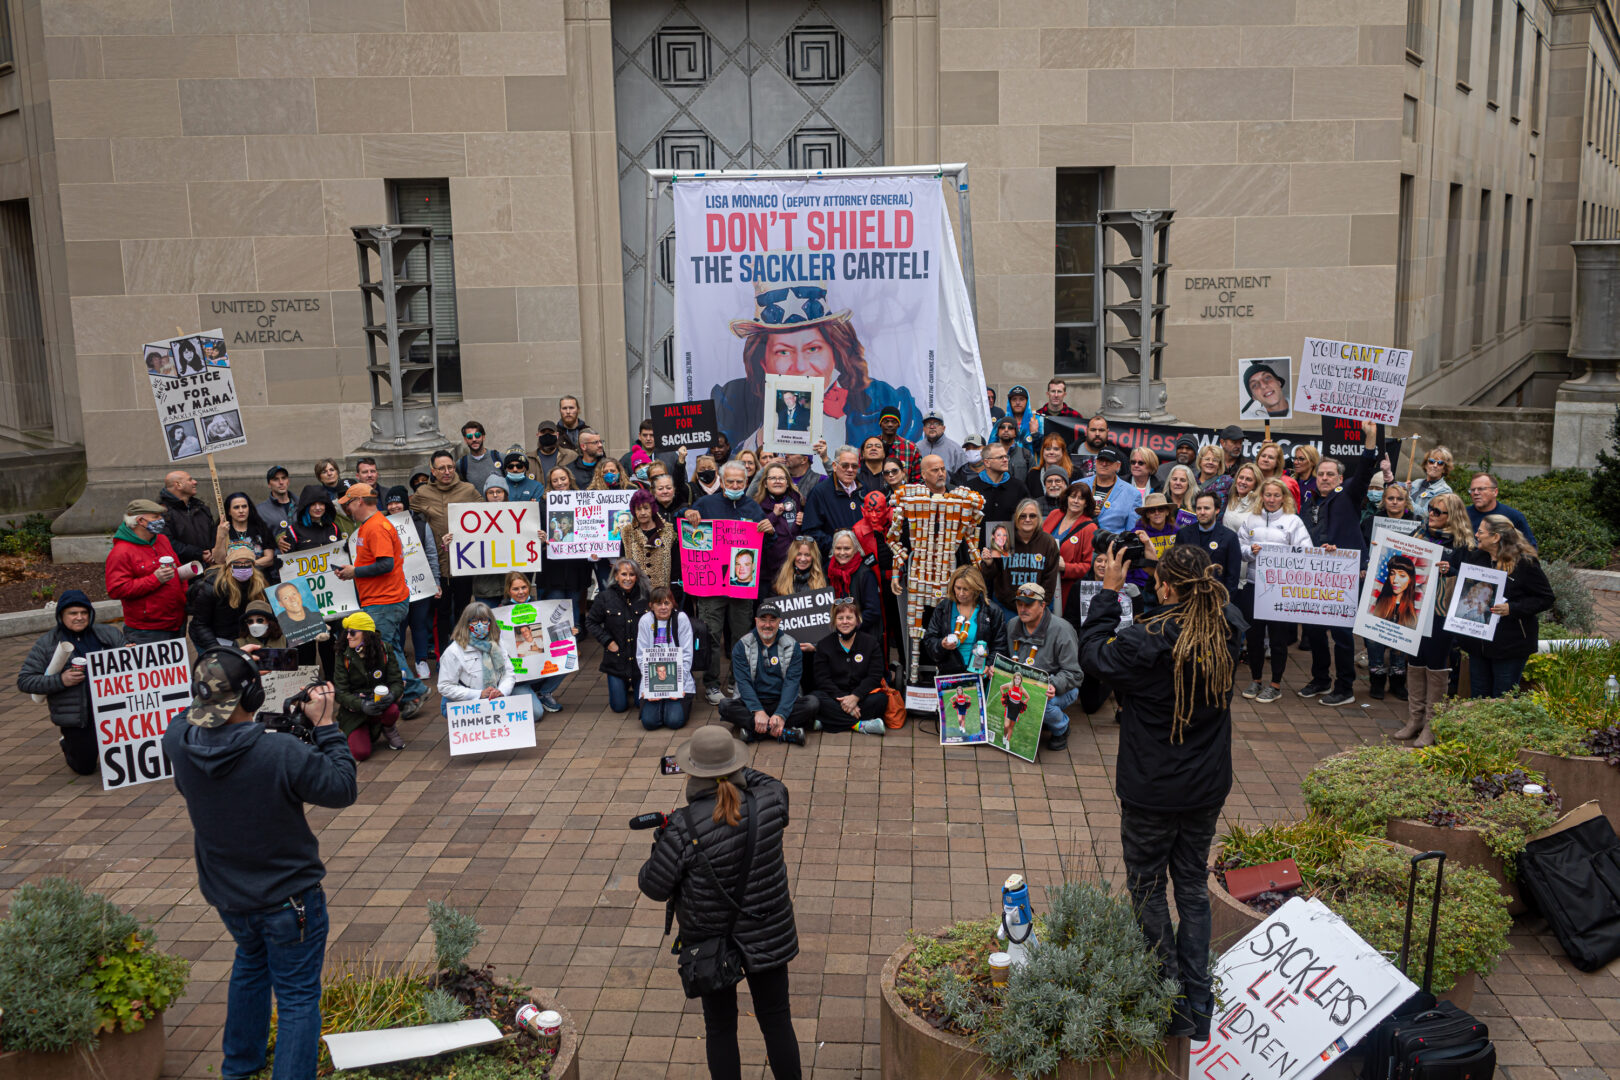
257;679;327;744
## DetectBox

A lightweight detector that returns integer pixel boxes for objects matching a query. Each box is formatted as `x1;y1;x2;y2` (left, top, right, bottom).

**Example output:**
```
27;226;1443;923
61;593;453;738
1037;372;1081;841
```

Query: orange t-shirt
353;512;409;606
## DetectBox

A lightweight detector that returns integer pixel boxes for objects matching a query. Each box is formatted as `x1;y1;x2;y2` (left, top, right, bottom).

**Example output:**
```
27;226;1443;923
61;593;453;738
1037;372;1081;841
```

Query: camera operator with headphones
163;646;357;1080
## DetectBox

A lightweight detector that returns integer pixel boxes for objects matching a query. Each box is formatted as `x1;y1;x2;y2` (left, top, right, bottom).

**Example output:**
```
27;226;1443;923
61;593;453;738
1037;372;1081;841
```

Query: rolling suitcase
1361;851;1495;1080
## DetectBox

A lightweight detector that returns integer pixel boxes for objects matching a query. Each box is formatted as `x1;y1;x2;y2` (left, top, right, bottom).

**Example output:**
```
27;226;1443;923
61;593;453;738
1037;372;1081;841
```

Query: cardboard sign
445;695;536;756
643;644;684;700
1252;546;1359;628
761;373;822;454
651;399;717;452
1295;337;1413;425
146;329;246;460
87;639;190;791
680;518;764;598
1355;533;1444;656
1445;563;1507;641
448;501;542;577
1195;896;1415;1080
545;490;635;559
985;656;1047;763
351;512;435;602
261;663;321;713
494;600;577;683
774;587;835;637
268;577;329;646
1238;356;1293;422
277;543;360;621
937;672;987;745
1076;582;1133;627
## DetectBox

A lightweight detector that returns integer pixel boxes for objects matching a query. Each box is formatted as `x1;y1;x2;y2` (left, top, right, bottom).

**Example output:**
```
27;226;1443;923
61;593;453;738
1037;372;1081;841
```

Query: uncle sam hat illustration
730;252;852;338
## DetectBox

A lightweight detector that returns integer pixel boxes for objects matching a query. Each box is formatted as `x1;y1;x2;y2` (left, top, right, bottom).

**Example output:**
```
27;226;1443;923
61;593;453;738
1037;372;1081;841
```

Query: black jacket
638;768;798;971
1461;550;1555;660
586;582;648;680
1077;589;1245;813
17;592;124;729
160;487;217;565
1304;449;1377;552
923;600;1009;677
812;630;885;698
187;571;266;654
827;561;884;639
289;484;343;552
1174;521;1243;596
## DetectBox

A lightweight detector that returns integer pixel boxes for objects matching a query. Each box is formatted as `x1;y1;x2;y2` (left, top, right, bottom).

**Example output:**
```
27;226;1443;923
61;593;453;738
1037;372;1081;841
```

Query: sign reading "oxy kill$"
448;502;542;577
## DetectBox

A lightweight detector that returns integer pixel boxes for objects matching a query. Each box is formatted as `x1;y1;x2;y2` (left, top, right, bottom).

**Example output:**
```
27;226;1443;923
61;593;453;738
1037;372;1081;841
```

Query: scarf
113;522;154;546
467;634;503;689
828;553;859;599
1012;407;1041;444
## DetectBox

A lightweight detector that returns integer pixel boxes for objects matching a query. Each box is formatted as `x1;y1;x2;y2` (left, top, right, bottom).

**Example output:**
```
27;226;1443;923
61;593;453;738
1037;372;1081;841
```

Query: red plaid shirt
882;436;923;482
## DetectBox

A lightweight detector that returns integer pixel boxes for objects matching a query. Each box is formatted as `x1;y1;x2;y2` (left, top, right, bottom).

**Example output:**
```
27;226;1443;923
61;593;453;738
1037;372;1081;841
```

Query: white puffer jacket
1238;510;1312;560
438;640;516;701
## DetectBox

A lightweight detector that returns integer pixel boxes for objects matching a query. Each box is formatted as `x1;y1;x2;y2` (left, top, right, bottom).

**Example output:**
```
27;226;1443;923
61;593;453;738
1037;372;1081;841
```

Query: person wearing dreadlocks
1077;541;1245;1044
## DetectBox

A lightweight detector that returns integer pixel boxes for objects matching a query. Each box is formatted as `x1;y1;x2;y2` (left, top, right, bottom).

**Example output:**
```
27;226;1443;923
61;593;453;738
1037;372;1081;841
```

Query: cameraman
638;725;801;1080
1077;542;1243;1043
163;649;356;1080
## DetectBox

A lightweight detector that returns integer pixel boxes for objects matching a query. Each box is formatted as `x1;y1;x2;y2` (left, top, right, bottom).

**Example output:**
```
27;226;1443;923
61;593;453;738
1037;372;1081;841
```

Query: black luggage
1361;851;1495;1080
1516;810;1620;971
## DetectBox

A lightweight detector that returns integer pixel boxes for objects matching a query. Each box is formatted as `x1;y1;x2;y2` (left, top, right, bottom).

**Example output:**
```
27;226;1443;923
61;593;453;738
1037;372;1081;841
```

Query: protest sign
352;512;435;602
643;645;684;700
1238;357;1292;422
1195;896;1415;1080
774;587;834;637
448;501;541;576
651;399;717;452
494;600;577;683
761;373;822;454
937;672;986;745
985;656;1047;763
268;578;329;645
680;519;764;598
445;696;536;756
1075;582;1133;627
146;329;247;460
1252;546;1359;628
277;543;359;621
1295;337;1414;425
1355;532;1444;656
1445;563;1507;641
544;490;635;560
261;661;321;713
1371;516;1424;541
87;638;190;791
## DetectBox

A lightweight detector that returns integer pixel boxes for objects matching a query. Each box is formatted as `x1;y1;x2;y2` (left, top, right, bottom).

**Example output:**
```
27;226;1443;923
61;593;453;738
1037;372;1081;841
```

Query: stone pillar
1551;241;1620;469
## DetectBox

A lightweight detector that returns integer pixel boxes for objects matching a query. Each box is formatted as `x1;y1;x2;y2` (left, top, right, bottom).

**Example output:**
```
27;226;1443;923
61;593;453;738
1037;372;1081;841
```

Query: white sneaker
855;719;887;735
705;686;725;706
415;661;430;679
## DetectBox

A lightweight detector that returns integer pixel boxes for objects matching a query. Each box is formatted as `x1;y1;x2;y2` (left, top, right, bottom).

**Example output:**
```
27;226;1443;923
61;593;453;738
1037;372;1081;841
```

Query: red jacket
106;533;187;631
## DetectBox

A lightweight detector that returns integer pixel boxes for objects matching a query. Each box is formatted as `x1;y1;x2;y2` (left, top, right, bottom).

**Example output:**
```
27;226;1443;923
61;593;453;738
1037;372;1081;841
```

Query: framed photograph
983;521;1011;556
761;373;821;454
1444;563;1507;641
1353;533;1444;657
937;672;986;745
144;343;177;377
548;510;575;543
985;656;1048;763
1238;357;1292;422
164;419;203;461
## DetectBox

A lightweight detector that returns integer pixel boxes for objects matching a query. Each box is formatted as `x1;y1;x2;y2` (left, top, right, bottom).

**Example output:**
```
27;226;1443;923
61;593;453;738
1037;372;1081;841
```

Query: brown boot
1393;665;1427;739
1414;722;1436;747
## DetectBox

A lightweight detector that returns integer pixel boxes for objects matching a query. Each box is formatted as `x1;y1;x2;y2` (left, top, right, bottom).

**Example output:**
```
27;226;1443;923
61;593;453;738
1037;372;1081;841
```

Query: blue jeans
364;600;426;704
607;673;637;713
406;596;435;665
1470;654;1527;698
1043;687;1078;735
1367;640;1406;674
640;696;689;730
217;886;327;1080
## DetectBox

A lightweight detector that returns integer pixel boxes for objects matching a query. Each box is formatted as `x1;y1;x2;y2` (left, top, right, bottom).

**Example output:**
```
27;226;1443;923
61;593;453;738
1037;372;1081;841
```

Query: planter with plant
277;901;578;1079
1207;819;1512;1007
1302;743;1561;908
0;877;190;1080
882;881;1179;1080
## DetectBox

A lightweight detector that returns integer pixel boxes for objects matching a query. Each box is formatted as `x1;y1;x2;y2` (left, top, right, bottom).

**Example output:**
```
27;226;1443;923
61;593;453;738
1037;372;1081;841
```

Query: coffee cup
373;685;389;702
70;658;88;669
988;952;1012;987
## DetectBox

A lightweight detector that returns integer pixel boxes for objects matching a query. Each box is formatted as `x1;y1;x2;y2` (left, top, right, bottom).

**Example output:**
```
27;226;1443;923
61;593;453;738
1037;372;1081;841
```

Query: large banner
1355;533;1444;656
544;490;635;560
145;329;246;460
1252;546;1359;627
87;639;191;791
679;519;764;598
673;175;988;451
1295;337;1413;425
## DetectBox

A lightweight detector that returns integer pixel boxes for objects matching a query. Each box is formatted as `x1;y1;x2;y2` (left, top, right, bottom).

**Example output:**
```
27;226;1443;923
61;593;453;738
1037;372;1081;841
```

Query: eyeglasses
1426;458;1445;466
1428;508;1448;516
1017;513;1039;520
834;596;855;605
883;468;902;476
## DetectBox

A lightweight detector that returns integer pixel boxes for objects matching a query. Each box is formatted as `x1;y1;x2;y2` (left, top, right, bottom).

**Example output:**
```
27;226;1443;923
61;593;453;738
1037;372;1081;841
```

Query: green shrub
0;513;55;558
1543;560;1598;634
422;987;468;1024
1589;405;1620;531
1219;817;1378;872
1495;470;1618;568
1301;746;1468;833
427;900;482;973
0;878;189;1053
1431;694;1588;759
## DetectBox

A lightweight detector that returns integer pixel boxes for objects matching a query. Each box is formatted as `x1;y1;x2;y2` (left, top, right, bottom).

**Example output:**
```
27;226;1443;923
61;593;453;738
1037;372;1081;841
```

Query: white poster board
447;501;542;577
349;512;435;602
1355;533;1445;657
493;600;578;683
642;644;685;700
761;373;822;454
146;329;247;460
1238;356;1293;422
1252;546;1359;628
544;490;636;559
445;696;536;756
1195;896;1416;1080
277;542;360;621
1370;517;1424;542
87;639;191;791
1076;582;1134;627
1445;563;1507;641
1294;337;1413;425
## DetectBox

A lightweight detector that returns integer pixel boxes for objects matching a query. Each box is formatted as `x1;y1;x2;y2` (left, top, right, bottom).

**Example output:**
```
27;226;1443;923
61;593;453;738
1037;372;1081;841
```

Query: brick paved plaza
3;631;1619;1079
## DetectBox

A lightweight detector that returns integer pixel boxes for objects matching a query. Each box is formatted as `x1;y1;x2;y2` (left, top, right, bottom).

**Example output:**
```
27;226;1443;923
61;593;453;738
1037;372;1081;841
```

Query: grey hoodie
1004;607;1082;698
164;717;357;913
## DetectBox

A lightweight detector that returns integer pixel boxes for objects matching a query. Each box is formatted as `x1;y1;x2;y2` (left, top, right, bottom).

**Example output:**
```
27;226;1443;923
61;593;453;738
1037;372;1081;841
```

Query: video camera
257;679;328;745
1091;529;1145;567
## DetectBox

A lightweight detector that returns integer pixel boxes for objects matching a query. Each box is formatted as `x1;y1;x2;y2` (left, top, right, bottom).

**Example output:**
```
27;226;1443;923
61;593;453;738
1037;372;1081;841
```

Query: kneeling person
1004;582;1082;751
811;600;888;735
717;600;815;744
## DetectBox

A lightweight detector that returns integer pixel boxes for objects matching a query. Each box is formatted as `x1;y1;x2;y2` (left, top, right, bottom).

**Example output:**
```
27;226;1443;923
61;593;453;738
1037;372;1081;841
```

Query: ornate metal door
613;0;883;406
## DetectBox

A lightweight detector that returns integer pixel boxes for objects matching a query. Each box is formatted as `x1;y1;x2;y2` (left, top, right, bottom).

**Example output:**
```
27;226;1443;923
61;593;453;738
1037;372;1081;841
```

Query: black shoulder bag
674;787;758;998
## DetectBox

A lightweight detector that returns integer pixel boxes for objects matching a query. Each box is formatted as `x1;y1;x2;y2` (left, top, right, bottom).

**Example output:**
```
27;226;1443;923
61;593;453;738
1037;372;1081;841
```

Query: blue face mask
145;518;167;535
507;472;526;482
469;621;490;640
634;465;649;480
603;472;619;484
723;486;746;501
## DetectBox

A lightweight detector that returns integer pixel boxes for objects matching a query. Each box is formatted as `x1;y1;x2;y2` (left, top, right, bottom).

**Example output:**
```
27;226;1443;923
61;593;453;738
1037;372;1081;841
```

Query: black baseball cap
1096;446;1123;464
266;465;289;481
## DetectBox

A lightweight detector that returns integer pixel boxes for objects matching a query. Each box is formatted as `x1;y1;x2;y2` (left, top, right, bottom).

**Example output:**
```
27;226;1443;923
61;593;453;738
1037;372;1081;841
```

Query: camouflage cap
180;651;251;728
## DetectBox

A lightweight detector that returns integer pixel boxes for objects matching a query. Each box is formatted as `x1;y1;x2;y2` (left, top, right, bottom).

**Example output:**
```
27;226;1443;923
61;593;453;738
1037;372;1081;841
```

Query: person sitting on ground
333;611;405;757
586;558;650;715
717;600;815;745
18;589;124;775
438;603;514;710
635;585;695;732
1005;582;1083;752
923;565;1008;677
811;600;889;736
188;544;269;653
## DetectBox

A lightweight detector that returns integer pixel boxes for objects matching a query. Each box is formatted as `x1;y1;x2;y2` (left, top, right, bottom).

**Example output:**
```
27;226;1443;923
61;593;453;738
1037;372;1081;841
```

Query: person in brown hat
1131;492;1181;593
106;498;194;643
638;725;801;1079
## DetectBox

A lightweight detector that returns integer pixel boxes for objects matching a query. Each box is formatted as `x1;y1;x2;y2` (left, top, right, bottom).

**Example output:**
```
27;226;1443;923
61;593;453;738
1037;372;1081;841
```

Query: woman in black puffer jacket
585;557;649;714
187;544;269;653
639;724;799;1080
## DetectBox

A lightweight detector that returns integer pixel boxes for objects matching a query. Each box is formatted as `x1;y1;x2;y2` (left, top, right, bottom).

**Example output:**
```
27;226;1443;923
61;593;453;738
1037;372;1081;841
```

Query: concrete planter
1384;819;1525;914
880;937;1188;1080
528;990;580;1080
0;1014;165;1080
1519;749;1620;819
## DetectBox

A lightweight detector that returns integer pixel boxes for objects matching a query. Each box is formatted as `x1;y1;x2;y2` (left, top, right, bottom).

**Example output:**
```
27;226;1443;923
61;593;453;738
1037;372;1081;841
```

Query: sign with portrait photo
983;520;1012;558
984;656;1047;763
642;644;684;700
1237;356;1292;422
1355;533;1444;656
1444;563;1507;641
760;373;822;454
937;672;986;745
493;600;577;683
544;490;635;560
679;519;764;598
277;542;360;622
267;577;330;646
146;328;247;460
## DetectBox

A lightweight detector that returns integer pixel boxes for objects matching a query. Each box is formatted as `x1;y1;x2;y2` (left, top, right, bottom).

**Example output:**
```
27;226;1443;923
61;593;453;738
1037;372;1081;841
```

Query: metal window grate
392;180;461;395
1053;170;1100;377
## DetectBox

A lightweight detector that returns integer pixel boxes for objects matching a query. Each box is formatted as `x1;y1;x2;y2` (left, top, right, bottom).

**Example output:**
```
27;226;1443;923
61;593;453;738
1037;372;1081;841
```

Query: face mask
603;472;619;484
507;472;526;482
231;566;255;582
634;465;649;480
723;486;746;501
538;434;557;452
144;518;166;535
697;469;717;485
966;449;982;464
248;622;269;638
469;621;490;640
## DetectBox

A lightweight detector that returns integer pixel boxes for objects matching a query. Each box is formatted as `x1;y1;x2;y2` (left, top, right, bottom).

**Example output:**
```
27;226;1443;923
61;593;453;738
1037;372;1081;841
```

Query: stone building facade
0;0;1604;532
